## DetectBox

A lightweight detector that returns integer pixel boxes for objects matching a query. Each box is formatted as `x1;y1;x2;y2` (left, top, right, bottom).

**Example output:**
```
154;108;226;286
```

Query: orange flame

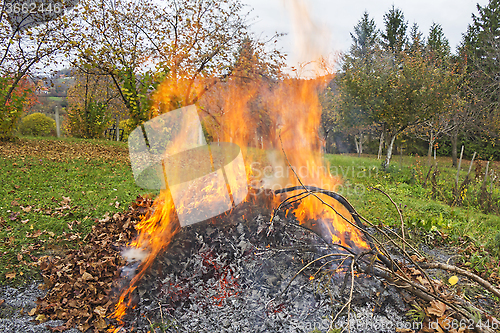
108;70;369;328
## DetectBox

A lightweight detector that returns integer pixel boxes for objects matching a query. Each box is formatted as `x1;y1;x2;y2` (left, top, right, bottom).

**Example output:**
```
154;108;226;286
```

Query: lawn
0;136;151;284
324;153;500;274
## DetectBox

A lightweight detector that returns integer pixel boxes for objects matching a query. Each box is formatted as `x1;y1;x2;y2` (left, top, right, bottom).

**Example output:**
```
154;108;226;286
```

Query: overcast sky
246;0;490;68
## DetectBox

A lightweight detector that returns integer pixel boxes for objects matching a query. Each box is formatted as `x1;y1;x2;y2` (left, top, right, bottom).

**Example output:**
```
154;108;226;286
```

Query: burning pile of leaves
30;188;500;333
108;190;409;333
33;196;153;332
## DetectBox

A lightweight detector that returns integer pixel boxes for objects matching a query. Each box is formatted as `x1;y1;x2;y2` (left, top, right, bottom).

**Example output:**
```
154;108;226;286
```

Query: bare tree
412;106;458;165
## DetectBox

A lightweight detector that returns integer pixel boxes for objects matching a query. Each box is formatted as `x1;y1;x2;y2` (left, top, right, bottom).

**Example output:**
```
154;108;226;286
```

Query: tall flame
109;3;367;327
109;72;369;329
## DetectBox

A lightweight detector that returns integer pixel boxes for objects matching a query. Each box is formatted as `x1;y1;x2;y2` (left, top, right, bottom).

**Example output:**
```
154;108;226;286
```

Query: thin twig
279;253;353;297
368;187;439;296
370;187;406;254
419;262;500;299
329;258;355;333
275;133;403;278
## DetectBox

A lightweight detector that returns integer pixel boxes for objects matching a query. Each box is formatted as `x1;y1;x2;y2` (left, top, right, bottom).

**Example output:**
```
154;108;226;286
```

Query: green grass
0;137;149;284
47;97;64;102
18;135;129;148
324;154;500;256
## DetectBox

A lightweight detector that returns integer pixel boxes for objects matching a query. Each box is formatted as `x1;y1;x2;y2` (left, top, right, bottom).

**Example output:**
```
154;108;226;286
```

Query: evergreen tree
426;23;451;66
408;23;424;55
349;11;379;65
460;0;500;150
381;5;408;55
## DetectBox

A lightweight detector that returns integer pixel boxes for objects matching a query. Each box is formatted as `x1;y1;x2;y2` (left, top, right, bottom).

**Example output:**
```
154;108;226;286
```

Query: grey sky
247;0;490;66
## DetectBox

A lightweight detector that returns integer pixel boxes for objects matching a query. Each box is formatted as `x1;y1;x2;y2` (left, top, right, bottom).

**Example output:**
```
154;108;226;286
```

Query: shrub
18;112;56;136
0;76;32;140
66;101;111;139
119;118;135;141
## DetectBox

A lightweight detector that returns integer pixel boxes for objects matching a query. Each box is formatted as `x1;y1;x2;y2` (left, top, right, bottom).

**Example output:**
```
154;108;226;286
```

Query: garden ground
0;136;499;287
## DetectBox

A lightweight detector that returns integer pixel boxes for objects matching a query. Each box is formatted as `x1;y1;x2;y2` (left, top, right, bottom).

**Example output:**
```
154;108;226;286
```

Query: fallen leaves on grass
34;196;153;332
0;139;130;163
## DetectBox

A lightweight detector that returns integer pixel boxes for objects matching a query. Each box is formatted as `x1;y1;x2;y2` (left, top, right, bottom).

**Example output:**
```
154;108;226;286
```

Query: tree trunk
451;127;458;167
427;130;434;166
384;134;397;168
359;132;363;156
116;116;120;142
354;135;360;155
377;130;384;160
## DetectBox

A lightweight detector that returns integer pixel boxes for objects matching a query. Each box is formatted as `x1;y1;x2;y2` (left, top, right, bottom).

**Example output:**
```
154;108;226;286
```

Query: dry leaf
395;328;413;333
35;196;148;332
94;305;107;317
408;267;422;276
448;275;459;286
427;300;447;317
94;317;108;329
416;275;429;286
35;313;47;322
28;308;36;316
5;271;16;279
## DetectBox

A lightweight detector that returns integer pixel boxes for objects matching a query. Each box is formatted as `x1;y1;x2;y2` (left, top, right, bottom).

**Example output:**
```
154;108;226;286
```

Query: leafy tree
408;23;458;164
67;0;256;127
410;101;459;165
65;0;166;127
0;76;30;139
338;12;381;156
69;101;110;139
471;0;500;99
319;82;341;154
65;69;125;138
0;0;71;138
339;49;457;167
460;0;500;160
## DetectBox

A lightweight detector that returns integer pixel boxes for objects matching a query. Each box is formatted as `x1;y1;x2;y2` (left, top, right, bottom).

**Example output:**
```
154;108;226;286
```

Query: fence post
116;116;120;142
55;106;61;138
455;145;464;191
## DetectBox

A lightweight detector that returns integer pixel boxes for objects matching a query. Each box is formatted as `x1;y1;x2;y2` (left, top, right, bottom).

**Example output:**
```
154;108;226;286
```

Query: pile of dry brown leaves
0;139;129;163
34;196;153;332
